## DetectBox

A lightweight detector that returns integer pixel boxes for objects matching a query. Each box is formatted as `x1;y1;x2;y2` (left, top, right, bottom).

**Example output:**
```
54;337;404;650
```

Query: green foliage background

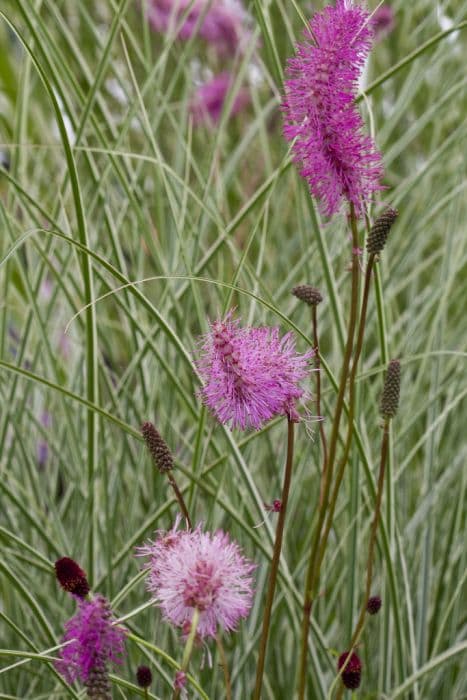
0;1;466;697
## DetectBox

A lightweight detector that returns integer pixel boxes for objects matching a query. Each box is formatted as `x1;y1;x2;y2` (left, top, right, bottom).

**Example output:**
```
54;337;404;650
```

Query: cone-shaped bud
291;285;323;306
367;595;382;615
367;207;398;255
141;422;174;472
337;651;362;690
55;557;90;598
136;665;152;688
85;661;111;699
379;359;401;419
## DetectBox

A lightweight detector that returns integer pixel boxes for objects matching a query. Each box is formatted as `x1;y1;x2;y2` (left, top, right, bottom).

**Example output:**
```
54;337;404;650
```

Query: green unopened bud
367;208;398;255
141;422;174;472
380;360;401;419
291;285;323;306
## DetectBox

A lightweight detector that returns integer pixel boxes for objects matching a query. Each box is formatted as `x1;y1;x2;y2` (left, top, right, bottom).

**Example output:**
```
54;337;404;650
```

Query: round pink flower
283;0;384;218
138;522;255;639
196;312;312;430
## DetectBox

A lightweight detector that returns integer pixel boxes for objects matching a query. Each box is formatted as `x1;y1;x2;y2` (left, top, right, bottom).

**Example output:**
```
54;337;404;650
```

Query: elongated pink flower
196;312;312;430
372;5;395;41
283;0;384;218
147;0;249;55
56;595;125;696
137;522;255;639
190;73;249;125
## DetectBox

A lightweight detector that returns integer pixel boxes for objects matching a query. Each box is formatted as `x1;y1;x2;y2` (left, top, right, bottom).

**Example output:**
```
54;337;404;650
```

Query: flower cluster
56;596;125;694
197;312;312;430
138;520;255;639
283;0;384;217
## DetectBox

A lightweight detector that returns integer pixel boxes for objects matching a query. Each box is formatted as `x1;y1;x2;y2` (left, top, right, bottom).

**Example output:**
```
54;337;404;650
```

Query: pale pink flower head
283;0;384;218
147;0;249;55
138;523;255;639
56;595;126;694
190;72;249;125
196;312;312;430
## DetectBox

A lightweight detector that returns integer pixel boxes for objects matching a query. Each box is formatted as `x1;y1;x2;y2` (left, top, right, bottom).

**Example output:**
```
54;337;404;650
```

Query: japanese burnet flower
56;595;126;698
282;0;384;218
146;0;249;56
196;312;312;430
137;520;255;639
190;72;250;126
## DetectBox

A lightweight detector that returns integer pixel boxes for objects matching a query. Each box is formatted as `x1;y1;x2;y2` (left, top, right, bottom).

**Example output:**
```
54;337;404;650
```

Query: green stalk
253;418;295;700
172;608;200;700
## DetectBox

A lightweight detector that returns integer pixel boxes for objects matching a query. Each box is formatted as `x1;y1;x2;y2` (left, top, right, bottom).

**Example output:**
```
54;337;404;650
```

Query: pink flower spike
282;0;384;218
190;73;249;126
56;595;126;694
196;312;313;430
138;524;256;639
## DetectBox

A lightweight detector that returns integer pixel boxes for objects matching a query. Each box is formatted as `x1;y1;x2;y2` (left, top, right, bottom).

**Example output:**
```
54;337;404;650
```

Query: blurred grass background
0;0;466;697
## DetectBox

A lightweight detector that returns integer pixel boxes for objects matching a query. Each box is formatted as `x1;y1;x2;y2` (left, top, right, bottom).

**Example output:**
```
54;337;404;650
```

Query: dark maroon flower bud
141;422;174;472
337;651;362;690
136;665;152;688
367;595;382;615
291;285;323;306
55;557;90;598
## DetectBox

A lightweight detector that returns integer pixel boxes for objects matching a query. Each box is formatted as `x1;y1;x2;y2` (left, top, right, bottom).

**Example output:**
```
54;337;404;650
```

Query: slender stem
313;255;376;581
351;418;390;648
253;418;295;700
335;419;390;700
167;472;193;529
297;207;361;700
172;608;200;700
144;690;149;700
216;633;232;700
312;305;328;489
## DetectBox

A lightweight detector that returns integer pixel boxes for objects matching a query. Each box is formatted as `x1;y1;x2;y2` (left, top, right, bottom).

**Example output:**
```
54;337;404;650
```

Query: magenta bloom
147;0;248;55
190;73;249;125
56;595;125;693
138;522;255;639
196;312;312;430
283;0;384;218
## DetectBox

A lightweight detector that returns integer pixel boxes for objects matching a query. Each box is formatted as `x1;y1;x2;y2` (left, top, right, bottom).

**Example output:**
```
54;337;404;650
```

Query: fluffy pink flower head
190;72;249;126
283;0;384;218
197;312;312;430
138;521;255;639
56;595;126;688
147;0;249;55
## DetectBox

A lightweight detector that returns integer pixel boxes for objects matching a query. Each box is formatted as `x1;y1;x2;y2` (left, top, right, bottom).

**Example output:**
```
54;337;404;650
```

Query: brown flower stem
216;633;232;700
335;418;390;700
351;417;390;647
312;304;328;497
312;254;376;583
253;418;295;700
297;206;361;700
167;472;192;529
172;607;200;700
